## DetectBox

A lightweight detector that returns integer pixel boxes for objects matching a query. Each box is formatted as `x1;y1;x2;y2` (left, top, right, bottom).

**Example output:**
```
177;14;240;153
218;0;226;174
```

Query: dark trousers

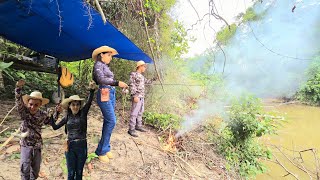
20;146;41;180
65;140;87;180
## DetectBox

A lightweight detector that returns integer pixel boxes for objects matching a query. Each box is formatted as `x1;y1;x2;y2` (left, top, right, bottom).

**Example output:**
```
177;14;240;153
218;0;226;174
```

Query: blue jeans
65;140;87;180
95;86;116;156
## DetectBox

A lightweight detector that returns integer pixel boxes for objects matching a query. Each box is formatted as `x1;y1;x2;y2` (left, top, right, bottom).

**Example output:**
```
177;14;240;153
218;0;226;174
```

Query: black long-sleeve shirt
51;90;94;141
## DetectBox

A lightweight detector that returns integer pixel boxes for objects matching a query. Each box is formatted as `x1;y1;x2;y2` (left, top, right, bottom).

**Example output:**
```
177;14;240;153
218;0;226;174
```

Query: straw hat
136;60;146;68
61;95;85;109
22;91;49;106
92;46;118;61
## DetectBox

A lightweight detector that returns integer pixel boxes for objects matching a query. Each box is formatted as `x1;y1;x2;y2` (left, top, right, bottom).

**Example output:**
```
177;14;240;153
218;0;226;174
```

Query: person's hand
119;81;128;88
133;97;139;103
122;88;129;94
88;81;97;90
16;79;25;88
55;104;62;113
47;108;54;117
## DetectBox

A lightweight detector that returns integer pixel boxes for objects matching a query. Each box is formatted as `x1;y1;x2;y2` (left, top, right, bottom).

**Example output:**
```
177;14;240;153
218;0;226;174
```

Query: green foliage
3;69;57;100
86;152;98;163
169;21;189;60
216;24;237;45
60;60;95;97
60;158;68;175
10;152;21;160
242;7;258;22
144;0;161;12
297;56;320;105
0;61;13;70
211;95;276;178
143;112;181;130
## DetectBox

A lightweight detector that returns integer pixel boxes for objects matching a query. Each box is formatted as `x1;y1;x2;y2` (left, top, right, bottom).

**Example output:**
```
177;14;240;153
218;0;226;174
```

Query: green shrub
212;95;275;178
297;56;320;105
242;7;258;22
143;112;181;130
216;24;237;45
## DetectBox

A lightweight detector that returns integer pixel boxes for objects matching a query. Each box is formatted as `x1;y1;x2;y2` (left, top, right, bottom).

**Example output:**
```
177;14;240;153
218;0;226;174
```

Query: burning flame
162;131;177;153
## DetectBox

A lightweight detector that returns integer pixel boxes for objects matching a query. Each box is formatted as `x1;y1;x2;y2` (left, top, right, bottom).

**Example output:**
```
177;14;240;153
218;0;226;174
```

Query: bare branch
273;153;299;179
94;0;107;24
138;0;164;91
55;0;63;36
187;0;201;22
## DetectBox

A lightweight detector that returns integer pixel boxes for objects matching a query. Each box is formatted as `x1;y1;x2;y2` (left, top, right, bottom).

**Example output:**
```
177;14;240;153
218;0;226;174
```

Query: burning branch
162;130;177;153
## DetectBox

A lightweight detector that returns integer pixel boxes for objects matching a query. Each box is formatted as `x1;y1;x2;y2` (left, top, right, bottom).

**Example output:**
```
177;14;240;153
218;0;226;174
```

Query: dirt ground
0;100;233;180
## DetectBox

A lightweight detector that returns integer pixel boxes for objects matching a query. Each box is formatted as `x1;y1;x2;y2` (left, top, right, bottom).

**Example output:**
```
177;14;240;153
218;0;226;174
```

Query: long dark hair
96;54;102;61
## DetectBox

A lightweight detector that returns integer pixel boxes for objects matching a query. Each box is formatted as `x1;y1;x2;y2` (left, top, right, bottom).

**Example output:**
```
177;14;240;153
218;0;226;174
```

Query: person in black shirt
51;82;96;180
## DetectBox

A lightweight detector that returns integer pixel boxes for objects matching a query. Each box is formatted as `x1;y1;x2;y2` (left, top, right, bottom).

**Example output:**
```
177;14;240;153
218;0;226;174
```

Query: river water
257;103;320;179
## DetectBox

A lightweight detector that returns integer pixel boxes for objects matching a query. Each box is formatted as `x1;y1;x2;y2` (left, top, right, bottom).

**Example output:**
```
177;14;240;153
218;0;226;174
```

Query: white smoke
176;0;320;136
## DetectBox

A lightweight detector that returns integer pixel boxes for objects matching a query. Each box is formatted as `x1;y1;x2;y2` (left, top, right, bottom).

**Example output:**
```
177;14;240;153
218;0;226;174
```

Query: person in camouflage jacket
128;60;154;137
15;79;59;180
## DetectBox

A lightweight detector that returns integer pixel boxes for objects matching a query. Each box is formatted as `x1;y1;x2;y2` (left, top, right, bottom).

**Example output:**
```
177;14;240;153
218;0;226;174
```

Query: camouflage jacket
129;72;153;98
93;60;118;86
15;87;54;149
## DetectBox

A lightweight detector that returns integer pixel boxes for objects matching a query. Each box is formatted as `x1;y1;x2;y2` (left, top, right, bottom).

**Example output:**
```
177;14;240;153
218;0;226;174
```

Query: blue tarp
0;0;152;63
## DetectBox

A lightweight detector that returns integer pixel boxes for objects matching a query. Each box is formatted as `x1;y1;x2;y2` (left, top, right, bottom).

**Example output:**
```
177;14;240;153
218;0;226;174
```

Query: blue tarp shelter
0;0;152;63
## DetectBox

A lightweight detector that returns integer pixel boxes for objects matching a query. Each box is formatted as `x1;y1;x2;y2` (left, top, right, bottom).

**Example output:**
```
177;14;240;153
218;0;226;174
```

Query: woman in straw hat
50;81;96;180
92;46;128;163
15;79;59;180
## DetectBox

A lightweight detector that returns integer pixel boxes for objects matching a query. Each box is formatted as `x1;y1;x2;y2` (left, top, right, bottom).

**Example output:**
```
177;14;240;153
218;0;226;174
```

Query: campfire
162;130;184;153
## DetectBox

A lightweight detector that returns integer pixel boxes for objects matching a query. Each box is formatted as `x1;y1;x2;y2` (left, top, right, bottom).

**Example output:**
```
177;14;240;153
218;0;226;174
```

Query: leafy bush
86;152;98;163
242;7;258;22
143;112;181;130
216;24;237;45
297;56;320;105
3;69;57;100
212;95;275;178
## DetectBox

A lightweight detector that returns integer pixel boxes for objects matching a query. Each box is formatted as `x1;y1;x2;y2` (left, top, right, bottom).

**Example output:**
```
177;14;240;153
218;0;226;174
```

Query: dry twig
175;154;203;178
96;166;128;174
0;129;20;152
0;105;17;126
0;127;9;135
131;137;145;164
273;153;299;179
